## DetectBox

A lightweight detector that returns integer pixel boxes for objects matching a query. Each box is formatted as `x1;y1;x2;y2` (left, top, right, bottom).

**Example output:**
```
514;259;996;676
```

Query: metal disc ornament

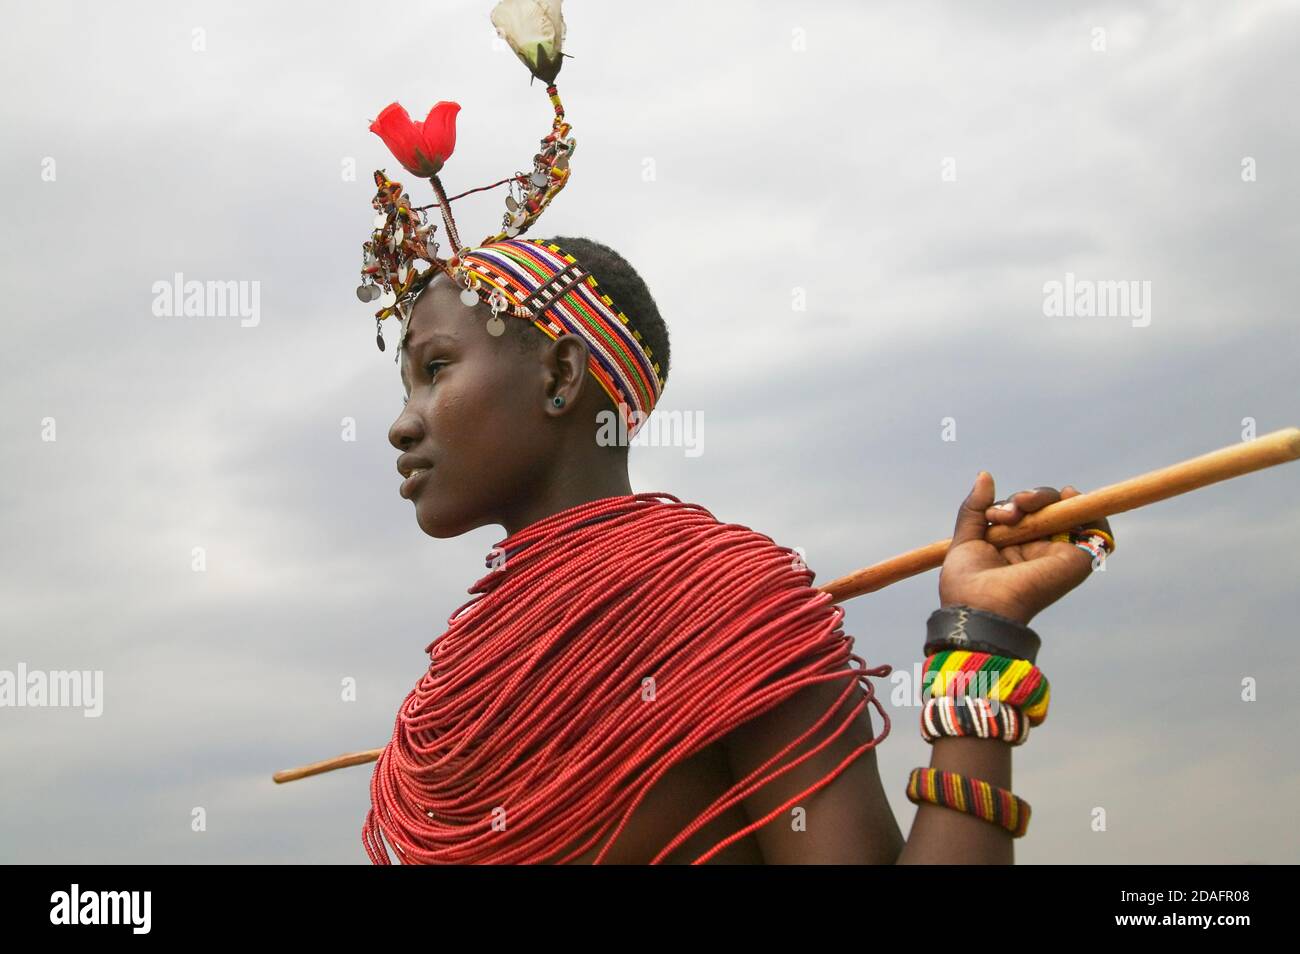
356;284;372;302
486;315;505;336
460;287;479;307
530;170;548;187
379;289;397;308
505;195;519;212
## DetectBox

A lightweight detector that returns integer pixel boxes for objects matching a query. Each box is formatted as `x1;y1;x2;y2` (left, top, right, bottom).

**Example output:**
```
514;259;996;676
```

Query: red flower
369;101;461;178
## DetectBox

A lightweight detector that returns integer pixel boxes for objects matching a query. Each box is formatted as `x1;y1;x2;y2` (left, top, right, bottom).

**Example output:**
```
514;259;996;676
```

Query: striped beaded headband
445;238;664;436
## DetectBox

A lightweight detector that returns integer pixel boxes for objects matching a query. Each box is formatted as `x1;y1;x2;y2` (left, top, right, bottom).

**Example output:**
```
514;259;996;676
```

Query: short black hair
504;236;671;391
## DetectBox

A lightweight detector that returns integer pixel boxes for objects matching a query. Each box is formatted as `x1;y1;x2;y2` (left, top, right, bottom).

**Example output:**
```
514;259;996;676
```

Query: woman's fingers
1012;484;1118;545
980;482;1117;546
952;471;998;547
984;486;1062;523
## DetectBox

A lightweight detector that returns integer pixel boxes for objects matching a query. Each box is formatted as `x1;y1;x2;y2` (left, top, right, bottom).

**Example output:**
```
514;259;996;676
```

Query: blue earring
552;396;565;408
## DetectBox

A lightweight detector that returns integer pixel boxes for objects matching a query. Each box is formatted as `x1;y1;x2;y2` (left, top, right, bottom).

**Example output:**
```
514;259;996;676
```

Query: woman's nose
388;404;423;451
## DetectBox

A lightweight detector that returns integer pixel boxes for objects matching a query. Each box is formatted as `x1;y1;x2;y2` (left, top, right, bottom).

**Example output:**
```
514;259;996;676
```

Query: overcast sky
2;0;1297;864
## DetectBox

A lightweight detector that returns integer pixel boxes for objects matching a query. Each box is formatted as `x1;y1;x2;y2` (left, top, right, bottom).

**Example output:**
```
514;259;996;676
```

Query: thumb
951;471;996;548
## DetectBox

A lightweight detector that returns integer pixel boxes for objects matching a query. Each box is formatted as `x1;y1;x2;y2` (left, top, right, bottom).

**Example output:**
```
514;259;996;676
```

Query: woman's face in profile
388;273;557;538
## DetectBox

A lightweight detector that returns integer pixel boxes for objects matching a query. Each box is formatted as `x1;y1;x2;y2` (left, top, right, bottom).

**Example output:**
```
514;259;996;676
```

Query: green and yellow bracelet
922;650;1051;726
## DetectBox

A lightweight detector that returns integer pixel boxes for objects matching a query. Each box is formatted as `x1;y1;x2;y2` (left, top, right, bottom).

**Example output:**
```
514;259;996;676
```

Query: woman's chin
414;507;451;539
414;499;471;539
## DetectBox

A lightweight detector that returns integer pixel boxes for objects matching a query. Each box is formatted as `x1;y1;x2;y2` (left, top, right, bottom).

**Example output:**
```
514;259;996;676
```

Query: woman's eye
402;362;445;405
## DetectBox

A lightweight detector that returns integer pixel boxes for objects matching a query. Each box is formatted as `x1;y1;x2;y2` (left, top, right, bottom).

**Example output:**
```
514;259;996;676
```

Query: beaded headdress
358;0;664;435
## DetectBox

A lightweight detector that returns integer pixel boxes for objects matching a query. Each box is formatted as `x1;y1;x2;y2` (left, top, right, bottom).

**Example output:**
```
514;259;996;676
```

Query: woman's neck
498;467;634;536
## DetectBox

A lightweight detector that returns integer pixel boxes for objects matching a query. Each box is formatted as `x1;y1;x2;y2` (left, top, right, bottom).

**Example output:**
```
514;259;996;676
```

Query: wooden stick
273;426;1300;783
820;426;1300;603
273;749;385;784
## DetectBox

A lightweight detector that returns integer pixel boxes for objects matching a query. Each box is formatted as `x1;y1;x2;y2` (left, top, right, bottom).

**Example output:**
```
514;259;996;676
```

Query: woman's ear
544;333;590;412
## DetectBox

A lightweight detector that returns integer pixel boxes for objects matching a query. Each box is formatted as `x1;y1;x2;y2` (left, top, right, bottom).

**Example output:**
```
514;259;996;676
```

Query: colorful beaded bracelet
1050;527;1114;562
922;650;1051;726
1084;527;1115;552
906;767;1032;838
920;695;1031;746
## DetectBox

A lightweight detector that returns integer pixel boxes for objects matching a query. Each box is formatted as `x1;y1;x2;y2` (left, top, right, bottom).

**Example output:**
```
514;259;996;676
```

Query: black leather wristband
924;604;1042;664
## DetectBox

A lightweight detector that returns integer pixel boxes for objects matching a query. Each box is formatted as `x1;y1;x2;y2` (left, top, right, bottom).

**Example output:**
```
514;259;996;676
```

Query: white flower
491;0;566;83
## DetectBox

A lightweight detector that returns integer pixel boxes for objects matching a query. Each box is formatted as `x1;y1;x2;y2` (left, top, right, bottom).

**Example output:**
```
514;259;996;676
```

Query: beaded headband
356;0;663;436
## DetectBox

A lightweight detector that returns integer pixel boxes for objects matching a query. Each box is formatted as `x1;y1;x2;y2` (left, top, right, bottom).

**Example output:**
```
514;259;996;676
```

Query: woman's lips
400;467;432;500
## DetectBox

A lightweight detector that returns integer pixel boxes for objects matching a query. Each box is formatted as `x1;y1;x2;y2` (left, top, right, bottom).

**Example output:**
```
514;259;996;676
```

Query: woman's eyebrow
400;331;458;392
405;330;458;353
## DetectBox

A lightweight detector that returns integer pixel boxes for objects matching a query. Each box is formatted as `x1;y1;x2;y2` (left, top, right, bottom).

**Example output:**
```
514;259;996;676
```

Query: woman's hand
937;471;1114;627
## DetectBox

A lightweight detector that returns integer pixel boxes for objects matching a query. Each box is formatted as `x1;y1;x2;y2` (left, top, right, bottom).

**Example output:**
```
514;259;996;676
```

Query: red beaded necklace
364;492;892;864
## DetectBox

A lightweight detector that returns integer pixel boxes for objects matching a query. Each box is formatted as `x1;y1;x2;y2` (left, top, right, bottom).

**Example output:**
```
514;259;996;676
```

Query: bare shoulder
719;664;904;864
559;739;765;864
